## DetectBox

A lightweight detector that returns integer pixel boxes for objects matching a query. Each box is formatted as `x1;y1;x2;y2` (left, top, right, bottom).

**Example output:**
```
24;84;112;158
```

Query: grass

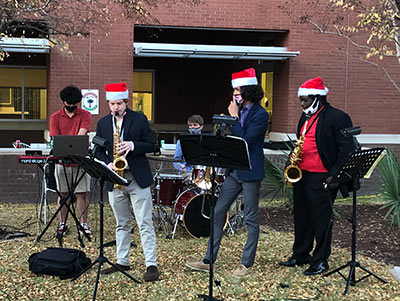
0;201;399;301
260;193;386;209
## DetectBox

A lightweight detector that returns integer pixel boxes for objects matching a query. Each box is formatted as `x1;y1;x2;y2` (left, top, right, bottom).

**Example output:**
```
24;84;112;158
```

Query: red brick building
1;0;399;147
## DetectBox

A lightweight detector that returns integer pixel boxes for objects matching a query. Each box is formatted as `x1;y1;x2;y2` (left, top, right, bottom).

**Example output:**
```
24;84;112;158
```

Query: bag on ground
28;247;91;279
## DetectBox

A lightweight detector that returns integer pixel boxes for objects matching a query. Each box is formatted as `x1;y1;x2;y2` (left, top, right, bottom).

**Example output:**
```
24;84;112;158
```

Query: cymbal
147;154;184;163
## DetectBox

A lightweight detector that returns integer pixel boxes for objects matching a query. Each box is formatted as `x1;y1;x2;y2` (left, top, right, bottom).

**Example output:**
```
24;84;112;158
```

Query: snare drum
174;188;228;238
153;174;183;207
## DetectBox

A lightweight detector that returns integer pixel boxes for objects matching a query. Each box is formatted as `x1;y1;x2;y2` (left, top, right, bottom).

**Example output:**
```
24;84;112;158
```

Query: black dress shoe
101;263;130;275
304;261;329;276
279;257;309;267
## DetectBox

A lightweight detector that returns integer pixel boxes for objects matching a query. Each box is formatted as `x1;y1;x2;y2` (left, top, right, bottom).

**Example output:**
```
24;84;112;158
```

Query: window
0;67;47;120
133;70;153;122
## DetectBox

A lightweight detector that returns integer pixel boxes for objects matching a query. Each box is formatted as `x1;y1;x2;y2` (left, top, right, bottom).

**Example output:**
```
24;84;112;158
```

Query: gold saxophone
113;117;128;190
283;135;304;187
284;118;310;187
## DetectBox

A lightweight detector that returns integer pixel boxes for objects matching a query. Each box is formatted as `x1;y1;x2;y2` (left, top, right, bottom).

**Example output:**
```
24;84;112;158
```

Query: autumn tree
280;0;400;93
0;0;198;58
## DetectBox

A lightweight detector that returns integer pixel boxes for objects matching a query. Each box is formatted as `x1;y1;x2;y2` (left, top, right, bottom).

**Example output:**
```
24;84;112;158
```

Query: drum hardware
194;166;212;190
151;162;183;238
201;193;210;219
225;194;245;236
171;188;229;239
192;166;225;191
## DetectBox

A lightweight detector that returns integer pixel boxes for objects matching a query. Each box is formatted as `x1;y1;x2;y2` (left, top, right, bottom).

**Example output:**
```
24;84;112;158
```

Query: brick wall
41;0;400;136
48;20;134;130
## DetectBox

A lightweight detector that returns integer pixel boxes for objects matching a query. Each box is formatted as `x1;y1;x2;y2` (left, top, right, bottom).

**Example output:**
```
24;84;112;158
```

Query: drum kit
148;155;243;239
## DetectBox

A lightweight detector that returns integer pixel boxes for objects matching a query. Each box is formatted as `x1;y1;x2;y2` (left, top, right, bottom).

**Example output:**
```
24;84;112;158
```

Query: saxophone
113;116;128;190
283;119;309;187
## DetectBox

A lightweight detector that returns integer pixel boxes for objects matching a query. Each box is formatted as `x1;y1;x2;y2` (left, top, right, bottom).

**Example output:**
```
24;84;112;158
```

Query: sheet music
93;158;129;184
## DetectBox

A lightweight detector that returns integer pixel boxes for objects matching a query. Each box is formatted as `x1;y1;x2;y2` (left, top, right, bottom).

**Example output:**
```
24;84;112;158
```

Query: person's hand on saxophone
108;141;133;171
117;141;134;156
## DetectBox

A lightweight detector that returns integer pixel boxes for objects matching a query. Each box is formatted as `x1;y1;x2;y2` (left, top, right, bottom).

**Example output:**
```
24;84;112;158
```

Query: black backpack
28;247;91;280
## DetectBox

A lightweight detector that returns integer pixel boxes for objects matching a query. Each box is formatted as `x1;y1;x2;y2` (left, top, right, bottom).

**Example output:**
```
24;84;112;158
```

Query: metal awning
0;37;51;53
134;42;299;60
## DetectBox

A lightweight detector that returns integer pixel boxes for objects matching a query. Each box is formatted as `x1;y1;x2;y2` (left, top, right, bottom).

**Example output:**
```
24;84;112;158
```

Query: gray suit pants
204;170;261;267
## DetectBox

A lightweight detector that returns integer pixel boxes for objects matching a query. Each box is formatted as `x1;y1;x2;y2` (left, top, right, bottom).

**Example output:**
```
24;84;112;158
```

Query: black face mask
65;105;77;113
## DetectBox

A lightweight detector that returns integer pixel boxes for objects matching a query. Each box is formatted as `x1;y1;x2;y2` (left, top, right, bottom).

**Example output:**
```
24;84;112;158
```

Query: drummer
173;114;204;185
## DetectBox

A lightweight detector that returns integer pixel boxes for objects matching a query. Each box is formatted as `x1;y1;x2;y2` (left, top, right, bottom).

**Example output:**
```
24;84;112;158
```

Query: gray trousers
204;170;261;267
108;171;157;267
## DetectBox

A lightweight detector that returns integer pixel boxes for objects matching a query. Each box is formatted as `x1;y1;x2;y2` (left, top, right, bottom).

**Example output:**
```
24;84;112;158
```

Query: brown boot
101;263;130;275
144;265;160;282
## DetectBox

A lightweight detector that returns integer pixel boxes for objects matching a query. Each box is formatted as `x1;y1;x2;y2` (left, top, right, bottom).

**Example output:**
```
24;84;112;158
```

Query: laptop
52;135;89;157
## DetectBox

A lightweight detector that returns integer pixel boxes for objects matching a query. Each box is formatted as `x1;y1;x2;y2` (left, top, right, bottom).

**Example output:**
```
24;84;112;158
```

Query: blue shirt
173;140;192;173
239;103;254;126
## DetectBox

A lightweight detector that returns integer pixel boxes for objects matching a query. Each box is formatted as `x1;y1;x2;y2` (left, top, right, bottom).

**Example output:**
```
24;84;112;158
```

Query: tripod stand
324;148;387;295
69;156;140;301
180;133;250;301
36;157;91;247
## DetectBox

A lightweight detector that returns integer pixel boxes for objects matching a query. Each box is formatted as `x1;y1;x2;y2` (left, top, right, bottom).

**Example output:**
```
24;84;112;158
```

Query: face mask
189;127;201;134
65;105;77;113
234;94;244;106
303;97;319;116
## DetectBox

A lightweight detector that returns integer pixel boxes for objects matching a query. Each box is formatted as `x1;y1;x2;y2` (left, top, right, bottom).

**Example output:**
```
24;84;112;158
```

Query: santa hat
104;82;129;101
231;68;258;88
297;77;329;97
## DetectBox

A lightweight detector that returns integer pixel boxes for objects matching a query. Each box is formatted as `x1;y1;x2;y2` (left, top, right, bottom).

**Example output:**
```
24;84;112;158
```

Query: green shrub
378;148;400;229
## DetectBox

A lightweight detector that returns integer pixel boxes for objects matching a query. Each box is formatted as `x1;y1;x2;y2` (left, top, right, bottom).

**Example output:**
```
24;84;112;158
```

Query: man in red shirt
280;77;355;276
49;86;92;238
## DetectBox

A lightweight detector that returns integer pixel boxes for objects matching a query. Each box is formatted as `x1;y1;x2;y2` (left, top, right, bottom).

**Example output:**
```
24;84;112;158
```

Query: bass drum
174;189;228;238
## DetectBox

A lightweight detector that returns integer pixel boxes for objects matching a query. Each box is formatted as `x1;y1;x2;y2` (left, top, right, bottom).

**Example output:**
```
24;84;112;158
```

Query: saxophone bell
283;164;302;186
283;133;306;187
113;156;128;171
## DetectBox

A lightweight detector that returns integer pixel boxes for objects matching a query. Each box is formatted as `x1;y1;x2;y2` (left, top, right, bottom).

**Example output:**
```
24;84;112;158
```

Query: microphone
341;126;361;137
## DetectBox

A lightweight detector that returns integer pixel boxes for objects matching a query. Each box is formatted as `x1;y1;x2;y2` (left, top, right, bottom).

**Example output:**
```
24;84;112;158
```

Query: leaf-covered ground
0;202;399;301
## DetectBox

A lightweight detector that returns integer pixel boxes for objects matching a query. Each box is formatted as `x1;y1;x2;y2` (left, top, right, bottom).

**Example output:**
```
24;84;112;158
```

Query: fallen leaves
0;202;398;300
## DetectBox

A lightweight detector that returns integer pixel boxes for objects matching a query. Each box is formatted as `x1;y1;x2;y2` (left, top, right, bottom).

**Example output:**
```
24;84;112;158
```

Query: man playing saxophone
279;77;356;276
95;82;160;282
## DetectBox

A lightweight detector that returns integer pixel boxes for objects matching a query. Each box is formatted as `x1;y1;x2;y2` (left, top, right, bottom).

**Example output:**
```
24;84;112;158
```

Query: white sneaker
80;223;91;235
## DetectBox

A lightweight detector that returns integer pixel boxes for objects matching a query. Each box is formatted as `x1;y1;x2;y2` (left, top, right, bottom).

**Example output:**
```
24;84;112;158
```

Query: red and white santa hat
297;77;329;97
104;82;129;101
231;68;258;88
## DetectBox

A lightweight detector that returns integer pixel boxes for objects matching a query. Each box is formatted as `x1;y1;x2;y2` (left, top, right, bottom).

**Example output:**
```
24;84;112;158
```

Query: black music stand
69;156;139;301
324;148;387;295
36;157;91;247
180;133;250;301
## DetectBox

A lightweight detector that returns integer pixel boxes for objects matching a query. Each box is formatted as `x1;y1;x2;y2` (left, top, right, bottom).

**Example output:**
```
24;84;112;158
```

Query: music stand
36;157;92;247
180;133;250;301
69;156;140;301
324;148;387;295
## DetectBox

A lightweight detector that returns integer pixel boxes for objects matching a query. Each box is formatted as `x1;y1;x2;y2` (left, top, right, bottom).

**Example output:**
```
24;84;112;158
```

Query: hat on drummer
297;77;329;97
104;82;129;101
231;68;258;88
